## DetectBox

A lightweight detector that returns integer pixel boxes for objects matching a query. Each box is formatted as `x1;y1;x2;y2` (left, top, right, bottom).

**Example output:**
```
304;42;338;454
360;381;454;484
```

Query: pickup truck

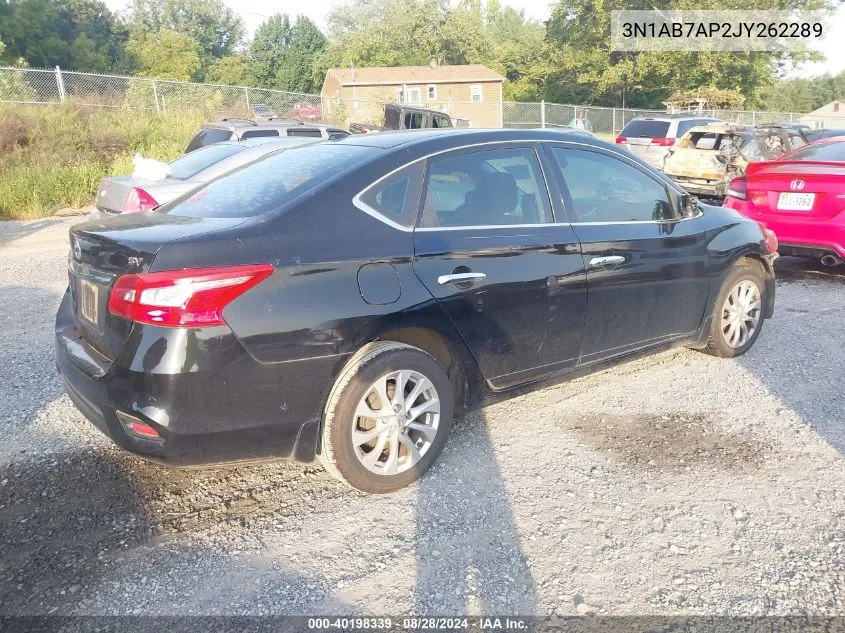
351;104;453;133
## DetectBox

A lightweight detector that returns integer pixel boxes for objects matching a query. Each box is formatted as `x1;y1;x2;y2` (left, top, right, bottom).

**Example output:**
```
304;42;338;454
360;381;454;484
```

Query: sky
106;0;845;77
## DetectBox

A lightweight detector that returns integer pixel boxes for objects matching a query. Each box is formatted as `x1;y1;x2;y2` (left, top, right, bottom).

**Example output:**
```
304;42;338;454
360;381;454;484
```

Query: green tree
126;0;244;77
206;54;248;85
128;29;201;81
276;16;327;93
0;0;127;71
248;13;291;87
542;0;835;108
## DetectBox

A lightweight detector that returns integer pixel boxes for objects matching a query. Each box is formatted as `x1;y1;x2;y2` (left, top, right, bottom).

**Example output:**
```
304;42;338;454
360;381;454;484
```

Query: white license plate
777;192;815;211
79;279;99;325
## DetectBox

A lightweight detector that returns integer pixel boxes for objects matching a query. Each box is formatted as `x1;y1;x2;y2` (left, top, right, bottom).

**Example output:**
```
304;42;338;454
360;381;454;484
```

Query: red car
723;136;845;267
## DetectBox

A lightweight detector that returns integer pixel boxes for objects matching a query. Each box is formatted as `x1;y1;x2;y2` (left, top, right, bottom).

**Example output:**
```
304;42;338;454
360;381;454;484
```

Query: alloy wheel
720;279;761;349
351;370;440;476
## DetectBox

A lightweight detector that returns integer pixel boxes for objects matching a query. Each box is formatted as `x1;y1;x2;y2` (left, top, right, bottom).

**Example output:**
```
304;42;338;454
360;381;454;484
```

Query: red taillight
108;264;274;327
727;177;748;201
650;137;675;147
615;135;627;144
122;187;158;213
757;222;778;254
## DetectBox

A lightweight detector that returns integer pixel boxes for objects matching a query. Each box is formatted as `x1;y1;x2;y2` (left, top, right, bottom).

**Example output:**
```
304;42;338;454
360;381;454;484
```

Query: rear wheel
319;341;454;493
702;260;766;358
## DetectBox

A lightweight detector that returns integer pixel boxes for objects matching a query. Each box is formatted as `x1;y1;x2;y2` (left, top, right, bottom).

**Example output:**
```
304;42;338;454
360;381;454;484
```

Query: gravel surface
1;218;844;616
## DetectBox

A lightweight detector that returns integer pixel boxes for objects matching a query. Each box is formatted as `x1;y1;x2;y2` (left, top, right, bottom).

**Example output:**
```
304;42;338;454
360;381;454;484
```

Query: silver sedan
91;137;318;218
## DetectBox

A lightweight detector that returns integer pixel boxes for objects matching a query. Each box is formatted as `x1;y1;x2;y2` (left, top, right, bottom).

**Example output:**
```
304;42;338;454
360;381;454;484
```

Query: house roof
324;64;505;87
807;99;845;116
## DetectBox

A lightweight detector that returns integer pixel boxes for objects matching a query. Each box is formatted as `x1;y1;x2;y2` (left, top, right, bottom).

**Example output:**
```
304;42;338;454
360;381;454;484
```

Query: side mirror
681;193;699;218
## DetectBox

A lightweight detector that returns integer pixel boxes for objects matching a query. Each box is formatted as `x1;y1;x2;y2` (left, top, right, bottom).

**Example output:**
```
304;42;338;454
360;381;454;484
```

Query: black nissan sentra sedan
57;129;777;493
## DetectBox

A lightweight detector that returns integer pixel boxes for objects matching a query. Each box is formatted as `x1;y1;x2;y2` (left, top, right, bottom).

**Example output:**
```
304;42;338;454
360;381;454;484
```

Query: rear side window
675;119;711;137
287;128;323;138
786;141;845;162
240;129;279;139
162;145;377;218
184;128;233;153
620;119;670;139
168;144;245;180
357;162;425;228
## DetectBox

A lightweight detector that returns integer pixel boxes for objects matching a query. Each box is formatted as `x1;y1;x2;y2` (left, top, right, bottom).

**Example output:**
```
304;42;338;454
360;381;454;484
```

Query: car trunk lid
68;213;247;361
745;160;845;220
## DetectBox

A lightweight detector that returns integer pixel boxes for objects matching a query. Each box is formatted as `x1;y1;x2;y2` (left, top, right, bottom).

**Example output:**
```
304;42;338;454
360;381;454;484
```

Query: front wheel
319;341;454;494
701;260;767;358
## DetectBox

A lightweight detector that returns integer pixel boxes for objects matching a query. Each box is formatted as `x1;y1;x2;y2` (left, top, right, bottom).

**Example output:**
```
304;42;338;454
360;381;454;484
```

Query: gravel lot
1;217;844;617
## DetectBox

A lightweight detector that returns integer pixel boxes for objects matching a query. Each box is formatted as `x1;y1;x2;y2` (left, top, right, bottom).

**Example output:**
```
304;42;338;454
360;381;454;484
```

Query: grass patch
0;104;204;220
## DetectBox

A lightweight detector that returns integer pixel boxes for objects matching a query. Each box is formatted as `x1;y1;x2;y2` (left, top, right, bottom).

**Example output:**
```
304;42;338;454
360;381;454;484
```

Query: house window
470;85;483;103
428;85;436;101
404;88;422;104
835;102;840;113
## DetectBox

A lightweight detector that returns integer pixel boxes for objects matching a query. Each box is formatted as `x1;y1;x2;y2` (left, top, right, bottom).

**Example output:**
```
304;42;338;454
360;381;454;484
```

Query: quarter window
419;148;552;228
549;148;673;223
358;162;425;228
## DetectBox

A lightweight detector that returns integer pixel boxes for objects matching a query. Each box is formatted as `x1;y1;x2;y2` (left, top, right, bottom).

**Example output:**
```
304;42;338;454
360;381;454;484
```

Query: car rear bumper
724;198;845;258
666;175;727;198
55;290;341;467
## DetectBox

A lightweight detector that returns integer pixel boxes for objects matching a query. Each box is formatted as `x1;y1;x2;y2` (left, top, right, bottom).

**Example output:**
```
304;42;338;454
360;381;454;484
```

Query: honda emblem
790;179;805;191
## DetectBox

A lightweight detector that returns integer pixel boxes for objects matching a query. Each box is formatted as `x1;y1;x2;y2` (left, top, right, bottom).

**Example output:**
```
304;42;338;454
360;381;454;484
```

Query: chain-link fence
0;66;323;120
0;65;811;131
503;100;804;136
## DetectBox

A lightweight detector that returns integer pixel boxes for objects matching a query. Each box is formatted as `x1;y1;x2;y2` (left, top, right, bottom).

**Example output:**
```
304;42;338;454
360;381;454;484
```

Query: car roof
331;127;612;151
203;120;347;133
629;114;720;121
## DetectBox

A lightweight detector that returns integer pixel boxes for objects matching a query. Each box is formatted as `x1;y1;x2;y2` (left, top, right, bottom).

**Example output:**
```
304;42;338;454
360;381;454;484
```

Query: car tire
319;341;454;494
702;259;767;358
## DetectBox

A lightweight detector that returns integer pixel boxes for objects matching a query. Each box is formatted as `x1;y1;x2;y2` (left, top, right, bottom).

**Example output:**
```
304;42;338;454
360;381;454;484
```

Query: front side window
358;162;425;228
550;147;673;223
161;144;378;218
419;147;552;228
433;115;450;128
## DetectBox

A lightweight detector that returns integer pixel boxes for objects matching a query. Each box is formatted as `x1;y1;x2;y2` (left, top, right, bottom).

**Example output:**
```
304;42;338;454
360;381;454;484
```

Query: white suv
616;115;722;168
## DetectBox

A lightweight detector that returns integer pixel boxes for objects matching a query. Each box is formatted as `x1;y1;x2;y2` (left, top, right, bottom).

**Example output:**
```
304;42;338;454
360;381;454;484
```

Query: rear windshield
185;127;233;152
786;141;845;162
161;144;378;218
620;119;670;138
168;143;244;180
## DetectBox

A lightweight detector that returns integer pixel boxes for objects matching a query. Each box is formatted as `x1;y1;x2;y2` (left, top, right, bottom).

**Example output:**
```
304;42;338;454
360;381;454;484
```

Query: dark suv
185;119;350;152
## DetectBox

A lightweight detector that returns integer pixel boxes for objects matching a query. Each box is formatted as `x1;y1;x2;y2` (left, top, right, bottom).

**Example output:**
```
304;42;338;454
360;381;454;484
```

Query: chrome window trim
352;137;693;232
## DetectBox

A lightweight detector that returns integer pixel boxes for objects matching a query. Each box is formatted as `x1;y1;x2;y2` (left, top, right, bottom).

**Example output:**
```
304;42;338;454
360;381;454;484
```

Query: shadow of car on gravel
733;257;845;454
414;410;537;615
0;449;348;616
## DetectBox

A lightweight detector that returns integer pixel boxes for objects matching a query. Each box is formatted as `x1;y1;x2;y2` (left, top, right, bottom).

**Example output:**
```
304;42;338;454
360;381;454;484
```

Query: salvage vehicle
57;129;777;494
615;114;721;168
185;119;349;152
92;137;316;217
350;104;453;134
723;136;845;267
662;123;807;200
